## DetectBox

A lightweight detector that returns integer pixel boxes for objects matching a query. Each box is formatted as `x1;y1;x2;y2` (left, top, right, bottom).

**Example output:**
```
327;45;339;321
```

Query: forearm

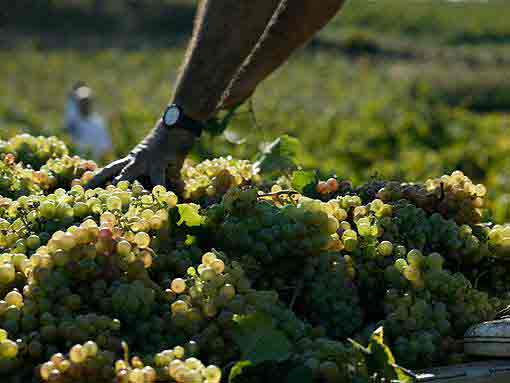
222;0;346;108
172;0;281;121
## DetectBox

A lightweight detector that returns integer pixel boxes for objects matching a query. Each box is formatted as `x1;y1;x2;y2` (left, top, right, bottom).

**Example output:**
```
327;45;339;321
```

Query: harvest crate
413;361;510;383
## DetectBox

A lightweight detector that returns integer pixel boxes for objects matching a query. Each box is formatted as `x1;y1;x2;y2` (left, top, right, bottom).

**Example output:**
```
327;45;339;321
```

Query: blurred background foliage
2;0;510;220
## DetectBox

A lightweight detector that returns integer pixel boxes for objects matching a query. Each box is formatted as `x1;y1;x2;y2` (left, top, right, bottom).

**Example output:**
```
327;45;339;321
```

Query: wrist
161;104;204;137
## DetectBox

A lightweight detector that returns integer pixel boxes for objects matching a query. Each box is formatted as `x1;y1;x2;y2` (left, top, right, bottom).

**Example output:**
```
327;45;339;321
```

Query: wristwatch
162;104;204;137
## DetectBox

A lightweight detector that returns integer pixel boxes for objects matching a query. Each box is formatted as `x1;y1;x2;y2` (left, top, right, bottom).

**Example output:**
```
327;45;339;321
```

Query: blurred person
65;81;86;141
88;0;347;189
65;85;112;161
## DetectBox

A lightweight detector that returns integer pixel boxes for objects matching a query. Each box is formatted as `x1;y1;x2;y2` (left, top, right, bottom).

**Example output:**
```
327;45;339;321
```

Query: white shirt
65;98;112;160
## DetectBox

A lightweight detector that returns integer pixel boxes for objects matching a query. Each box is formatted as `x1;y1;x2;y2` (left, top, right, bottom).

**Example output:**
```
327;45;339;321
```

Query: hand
86;120;196;190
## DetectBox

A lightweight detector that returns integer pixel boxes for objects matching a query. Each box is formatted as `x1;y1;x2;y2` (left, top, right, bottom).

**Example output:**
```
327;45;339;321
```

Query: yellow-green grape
60;232;76;251
171;278;187;294
220;284;236;300
83;340;98;357
171;300;189;314
184;357;203;370
117;240;132;256
12;253;28;270
141;251;153;268
82;219;98;229
26;234;41;250
101;212;117;226
143;366;157;382
0;264;15;285
50;353;65;367
149;216;163;230
152;185;166;196
201;252;216;266
0;329;6;342
141;209;154;220
327;216;339;234
0;339;18;358
69;344;87;363
58;360;71;373
199;267;216;281
182;369;202;383
40;361;55;380
141;195;153;204
5;290;23;308
407;249;424;267
377;241;394;257
128;368;144;383
134;232;151;249
164;192;178;207
169;360;185;378
202;365;222;383
343;238;358;252
211;259;225;274
117;180;130;190
173;346;185;359
107;196;123;211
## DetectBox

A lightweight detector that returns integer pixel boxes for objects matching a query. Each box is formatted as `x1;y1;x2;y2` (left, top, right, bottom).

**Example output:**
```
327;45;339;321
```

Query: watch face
164;106;181;126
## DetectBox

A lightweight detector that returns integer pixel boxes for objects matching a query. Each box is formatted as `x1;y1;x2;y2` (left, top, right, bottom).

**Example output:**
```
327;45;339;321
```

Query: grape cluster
204;188;340;295
301;255;364;339
292;337;370;383
376;171;486;225
0;134;68;170
383;251;501;368
181;157;259;201
0;155;42;199
38;341;116;382
380;201;486;265
4;133;510;382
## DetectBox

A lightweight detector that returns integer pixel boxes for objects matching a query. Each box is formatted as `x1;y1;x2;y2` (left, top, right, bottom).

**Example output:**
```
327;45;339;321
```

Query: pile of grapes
1;133;510;383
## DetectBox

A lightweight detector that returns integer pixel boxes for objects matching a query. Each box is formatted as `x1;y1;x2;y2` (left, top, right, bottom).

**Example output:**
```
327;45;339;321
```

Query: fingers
113;161;141;184
85;158;130;189
150;166;166;188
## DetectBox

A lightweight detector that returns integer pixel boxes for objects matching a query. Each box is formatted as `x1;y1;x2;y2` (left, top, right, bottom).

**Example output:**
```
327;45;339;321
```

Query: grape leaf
232;312;292;365
228;361;253;383
291;170;317;193
255;135;300;175
367;327;412;383
177;203;204;227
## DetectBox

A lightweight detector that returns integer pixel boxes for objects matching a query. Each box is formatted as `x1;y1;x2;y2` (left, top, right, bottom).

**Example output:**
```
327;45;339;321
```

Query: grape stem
289;278;304;310
474;270;488;289
257;190;299;198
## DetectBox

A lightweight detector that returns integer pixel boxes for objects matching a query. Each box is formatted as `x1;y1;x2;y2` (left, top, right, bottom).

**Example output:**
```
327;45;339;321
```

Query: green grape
117;240;132;256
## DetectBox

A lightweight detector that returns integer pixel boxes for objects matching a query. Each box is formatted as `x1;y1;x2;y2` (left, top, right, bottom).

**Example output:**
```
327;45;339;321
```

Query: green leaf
291;170;317;193
228;361;253;383
285;365;313;383
367;327;411;383
255;135;301;175
232;312;292;365
176;203;204;227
